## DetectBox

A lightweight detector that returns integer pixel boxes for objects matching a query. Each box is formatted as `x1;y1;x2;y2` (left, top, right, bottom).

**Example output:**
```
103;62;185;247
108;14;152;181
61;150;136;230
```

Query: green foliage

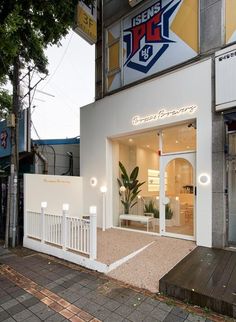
0;0;93;118
0;0;93;78
165;203;173;219
117;161;145;214
144;200;159;218
0;88;12;118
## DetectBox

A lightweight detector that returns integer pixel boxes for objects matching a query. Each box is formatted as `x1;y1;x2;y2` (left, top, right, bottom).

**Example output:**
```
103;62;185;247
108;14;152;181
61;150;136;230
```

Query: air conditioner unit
129;0;143;7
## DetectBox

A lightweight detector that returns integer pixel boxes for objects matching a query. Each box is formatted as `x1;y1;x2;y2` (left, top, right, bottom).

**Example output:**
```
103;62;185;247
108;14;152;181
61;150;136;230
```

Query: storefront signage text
132;105;197;126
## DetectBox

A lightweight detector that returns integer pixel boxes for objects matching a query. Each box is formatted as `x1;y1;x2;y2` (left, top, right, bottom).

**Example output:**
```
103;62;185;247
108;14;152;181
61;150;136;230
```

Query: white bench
119;214;153;232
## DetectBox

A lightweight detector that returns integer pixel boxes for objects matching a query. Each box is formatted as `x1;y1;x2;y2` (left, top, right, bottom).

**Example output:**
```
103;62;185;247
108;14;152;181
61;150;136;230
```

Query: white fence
25;207;97;259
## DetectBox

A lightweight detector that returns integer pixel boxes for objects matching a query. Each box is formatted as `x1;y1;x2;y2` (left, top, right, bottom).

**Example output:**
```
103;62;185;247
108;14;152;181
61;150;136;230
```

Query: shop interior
112;122;196;238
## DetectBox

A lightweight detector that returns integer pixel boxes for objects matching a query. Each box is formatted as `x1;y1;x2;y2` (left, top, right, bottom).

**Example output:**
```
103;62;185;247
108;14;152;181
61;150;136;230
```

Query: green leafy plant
117;161;145;214
165;203;173;219
144;200;159;218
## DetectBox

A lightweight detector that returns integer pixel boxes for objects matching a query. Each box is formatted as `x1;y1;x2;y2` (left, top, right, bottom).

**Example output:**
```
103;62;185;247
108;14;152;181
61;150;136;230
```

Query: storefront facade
80;58;212;247
80;0;236;249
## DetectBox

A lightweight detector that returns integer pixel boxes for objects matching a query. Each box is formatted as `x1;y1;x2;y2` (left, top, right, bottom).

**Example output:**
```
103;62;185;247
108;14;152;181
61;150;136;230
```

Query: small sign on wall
74;0;97;45
215;45;236;111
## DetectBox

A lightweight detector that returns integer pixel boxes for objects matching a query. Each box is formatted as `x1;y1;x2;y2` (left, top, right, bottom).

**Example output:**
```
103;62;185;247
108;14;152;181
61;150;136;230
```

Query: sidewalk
0;246;233;322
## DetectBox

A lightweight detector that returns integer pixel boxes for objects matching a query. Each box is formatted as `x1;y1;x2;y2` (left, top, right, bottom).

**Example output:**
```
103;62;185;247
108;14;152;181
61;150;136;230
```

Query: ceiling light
128;138;133;143
175;140;179;144
146;145;150;148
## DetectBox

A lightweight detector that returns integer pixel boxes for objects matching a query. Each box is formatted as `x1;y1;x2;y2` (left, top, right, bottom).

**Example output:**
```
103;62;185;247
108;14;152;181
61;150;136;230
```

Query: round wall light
198;173;210;185
90;177;98;187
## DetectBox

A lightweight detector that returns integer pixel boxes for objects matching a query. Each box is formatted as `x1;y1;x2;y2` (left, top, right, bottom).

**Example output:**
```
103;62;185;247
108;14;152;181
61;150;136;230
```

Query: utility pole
9;56;20;248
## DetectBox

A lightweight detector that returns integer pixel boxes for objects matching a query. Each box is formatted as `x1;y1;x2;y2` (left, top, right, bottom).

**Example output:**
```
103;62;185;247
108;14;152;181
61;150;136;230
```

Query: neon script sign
132;105;198;126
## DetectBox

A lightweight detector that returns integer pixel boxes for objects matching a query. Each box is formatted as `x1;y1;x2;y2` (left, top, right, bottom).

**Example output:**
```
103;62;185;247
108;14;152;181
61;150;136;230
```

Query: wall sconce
198;173;210;185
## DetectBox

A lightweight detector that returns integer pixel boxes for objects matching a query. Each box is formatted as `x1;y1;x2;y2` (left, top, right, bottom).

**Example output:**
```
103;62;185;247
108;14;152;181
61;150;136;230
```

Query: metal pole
10;56;20;247
4;176;11;248
12;173;18;248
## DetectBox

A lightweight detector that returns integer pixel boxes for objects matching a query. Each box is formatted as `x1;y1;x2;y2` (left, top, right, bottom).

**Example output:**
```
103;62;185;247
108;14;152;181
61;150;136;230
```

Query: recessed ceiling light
146;145;150;148
128;138;133;143
175;140;179;144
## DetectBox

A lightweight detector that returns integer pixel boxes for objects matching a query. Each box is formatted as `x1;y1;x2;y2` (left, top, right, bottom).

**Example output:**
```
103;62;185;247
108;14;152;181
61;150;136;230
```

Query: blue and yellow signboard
107;0;199;91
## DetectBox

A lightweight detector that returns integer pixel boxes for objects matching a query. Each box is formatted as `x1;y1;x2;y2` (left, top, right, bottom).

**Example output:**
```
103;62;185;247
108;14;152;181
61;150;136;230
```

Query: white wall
80;59;212;247
24;174;83;217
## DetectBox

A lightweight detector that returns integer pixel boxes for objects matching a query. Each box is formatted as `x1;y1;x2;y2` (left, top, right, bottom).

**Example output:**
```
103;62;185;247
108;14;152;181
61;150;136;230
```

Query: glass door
159;153;195;240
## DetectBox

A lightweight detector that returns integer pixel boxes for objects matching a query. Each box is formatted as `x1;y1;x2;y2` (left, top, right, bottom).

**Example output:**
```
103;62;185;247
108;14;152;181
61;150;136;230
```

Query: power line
41;32;74;89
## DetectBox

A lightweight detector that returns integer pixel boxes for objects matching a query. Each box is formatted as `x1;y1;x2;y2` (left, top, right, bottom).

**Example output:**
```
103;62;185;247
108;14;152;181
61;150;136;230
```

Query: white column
41;202;47;243
89;206;97;260
100;186;107;231
62;203;69;251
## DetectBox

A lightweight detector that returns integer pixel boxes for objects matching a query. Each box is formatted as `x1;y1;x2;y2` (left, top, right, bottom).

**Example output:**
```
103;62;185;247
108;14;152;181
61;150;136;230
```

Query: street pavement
0;246;232;322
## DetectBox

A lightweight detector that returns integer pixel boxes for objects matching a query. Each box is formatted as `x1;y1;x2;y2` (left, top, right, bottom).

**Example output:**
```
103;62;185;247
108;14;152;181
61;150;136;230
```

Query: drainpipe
33;146;48;174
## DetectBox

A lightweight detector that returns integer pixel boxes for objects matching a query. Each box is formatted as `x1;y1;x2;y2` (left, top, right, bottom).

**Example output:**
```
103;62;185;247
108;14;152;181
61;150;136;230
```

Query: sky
30;30;95;140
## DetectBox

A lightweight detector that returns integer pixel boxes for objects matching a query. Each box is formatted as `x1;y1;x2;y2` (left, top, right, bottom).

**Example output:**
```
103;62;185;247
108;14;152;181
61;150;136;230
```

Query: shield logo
123;0;181;74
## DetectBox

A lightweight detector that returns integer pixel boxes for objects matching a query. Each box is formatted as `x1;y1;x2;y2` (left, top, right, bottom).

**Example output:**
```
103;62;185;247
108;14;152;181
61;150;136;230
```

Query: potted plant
144;200;159;218
117;161;145;214
144;200;174;226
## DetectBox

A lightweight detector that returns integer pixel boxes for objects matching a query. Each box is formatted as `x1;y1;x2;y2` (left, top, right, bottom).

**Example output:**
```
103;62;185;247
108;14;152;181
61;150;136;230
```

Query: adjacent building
80;0;236;249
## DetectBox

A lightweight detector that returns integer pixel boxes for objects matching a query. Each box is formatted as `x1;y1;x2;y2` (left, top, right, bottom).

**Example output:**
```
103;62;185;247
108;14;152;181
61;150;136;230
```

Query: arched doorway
159;154;195;240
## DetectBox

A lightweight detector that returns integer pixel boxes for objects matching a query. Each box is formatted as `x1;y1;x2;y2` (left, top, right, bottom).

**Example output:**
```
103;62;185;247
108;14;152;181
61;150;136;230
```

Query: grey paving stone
6;303;25;316
104;312;124;322
164;313;185;322
35;307;55;320
93;306;112;320
127;309;149;322
22;314;41;322
0;296;13;306
28;302;47;313
2;317;16;322
0;310;10;321
73;296;90;308
151;307;169;321
16;293;33;303
76;286;92;297
136;301;155;313
82;300;100;315
1;298;19;310
144;316;162;322
13;308;33;321
9;289;26;298
21;297;39;308
186;313;206;322
50;285;65;293
125;294;145;306
115;304;135;317
92;294;108;306
103;299;121;311
158;302;173;312
44;313;67;322
171;306;189;319
143;297;161;307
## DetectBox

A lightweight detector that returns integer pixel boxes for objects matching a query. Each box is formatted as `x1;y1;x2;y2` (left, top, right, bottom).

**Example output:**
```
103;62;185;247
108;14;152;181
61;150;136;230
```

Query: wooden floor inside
159;246;236;318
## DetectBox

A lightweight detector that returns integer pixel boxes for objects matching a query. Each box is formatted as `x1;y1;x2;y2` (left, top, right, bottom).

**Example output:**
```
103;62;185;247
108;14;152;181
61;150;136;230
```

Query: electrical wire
41;32;74;90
